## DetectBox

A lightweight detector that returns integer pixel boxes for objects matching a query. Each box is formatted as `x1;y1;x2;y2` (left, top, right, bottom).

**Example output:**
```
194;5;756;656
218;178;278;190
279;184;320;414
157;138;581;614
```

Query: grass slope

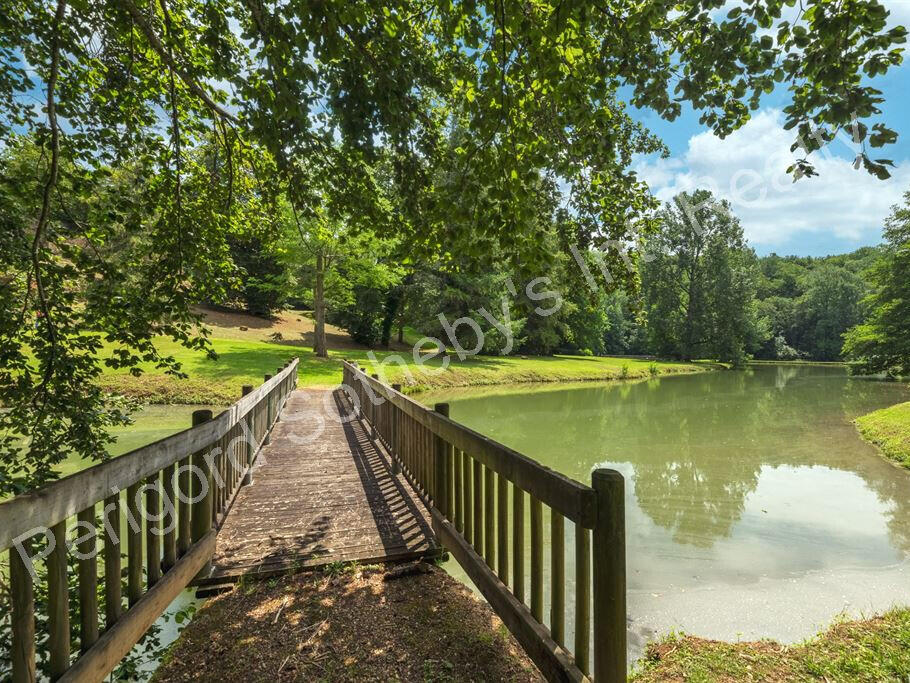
632;609;910;682
855;400;910;468
96;308;706;403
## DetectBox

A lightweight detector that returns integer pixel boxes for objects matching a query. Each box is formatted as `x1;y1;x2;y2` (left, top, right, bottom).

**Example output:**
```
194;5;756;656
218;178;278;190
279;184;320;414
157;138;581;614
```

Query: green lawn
856;400;910;468
95;334;706;404
632;608;910;682
358;351;706;393
97;336;311;403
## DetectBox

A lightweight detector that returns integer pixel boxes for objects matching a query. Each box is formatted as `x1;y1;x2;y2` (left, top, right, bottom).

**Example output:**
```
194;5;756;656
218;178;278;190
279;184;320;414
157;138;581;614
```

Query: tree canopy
1;0;906;491
843;190;910;376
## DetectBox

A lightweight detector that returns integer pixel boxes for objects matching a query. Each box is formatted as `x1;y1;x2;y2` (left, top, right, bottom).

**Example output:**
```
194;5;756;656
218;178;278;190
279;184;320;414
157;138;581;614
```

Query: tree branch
116;0;238;124
30;0;68;408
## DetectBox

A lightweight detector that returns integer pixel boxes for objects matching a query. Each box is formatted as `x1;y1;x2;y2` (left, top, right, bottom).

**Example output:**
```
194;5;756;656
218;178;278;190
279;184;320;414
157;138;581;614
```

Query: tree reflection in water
428;365;910;565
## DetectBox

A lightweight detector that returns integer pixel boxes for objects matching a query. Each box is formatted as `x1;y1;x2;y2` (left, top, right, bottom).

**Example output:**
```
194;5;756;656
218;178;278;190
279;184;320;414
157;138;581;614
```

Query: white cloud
634;109;910;249
884;0;910;27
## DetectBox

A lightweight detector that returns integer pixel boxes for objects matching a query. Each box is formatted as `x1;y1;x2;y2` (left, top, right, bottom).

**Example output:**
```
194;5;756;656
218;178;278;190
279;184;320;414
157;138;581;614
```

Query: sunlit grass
95;333;706;404
632;608;910;682
856;400;910;468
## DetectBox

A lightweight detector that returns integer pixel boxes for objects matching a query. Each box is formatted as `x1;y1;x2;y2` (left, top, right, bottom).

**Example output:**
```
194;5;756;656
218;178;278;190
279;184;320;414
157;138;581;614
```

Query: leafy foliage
324;232;403;347
640;190;763;364
0;0;904;492
754;248;879;361
843;191;910;376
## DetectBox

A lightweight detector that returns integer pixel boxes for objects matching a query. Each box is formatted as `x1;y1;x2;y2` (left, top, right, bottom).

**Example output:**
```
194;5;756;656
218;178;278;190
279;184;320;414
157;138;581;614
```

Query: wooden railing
1;358;298;682
341;361;627;683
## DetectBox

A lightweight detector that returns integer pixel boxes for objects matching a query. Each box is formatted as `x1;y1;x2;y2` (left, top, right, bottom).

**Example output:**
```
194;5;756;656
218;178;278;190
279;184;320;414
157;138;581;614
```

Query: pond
52;404;225;478
422;364;910;662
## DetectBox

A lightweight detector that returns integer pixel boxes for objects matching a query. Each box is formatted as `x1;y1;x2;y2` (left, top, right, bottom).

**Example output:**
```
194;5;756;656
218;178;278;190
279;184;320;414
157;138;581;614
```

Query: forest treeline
223;179;899;368
2;132;899;378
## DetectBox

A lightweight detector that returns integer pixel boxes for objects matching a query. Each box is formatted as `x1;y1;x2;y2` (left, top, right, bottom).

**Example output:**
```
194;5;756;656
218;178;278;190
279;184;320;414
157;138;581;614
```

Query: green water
53;404;224;478
423;365;910;661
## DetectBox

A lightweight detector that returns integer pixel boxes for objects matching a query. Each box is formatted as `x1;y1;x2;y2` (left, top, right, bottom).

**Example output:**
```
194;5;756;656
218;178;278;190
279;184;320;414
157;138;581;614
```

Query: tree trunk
682;251;702;360
313;251;327;358
380;286;402;349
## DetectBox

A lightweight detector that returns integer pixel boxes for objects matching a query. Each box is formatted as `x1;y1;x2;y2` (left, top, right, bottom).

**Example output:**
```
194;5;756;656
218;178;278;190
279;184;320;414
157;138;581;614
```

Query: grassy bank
152;563;542;682
632;608;910;682
361;352;705;393
95;308;706;403
855;400;910;468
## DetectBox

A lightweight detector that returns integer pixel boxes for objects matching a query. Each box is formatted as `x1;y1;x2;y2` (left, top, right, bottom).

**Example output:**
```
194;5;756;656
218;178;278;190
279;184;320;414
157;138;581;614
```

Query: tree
285;212;347;358
228;232;289;317
1;0;904;489
220;144;292;317
843;191;910;376
642;191;763;364
325;232;403;348
799;264;864;361
0;132;235;493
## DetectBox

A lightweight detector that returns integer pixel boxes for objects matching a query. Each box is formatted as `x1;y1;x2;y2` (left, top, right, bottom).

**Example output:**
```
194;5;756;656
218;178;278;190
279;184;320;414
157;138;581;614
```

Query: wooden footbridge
1;358;628;683
202;387;437;583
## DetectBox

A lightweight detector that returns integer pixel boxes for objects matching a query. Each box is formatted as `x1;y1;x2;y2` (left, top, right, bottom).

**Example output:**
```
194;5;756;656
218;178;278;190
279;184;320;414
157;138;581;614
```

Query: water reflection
427;365;910;579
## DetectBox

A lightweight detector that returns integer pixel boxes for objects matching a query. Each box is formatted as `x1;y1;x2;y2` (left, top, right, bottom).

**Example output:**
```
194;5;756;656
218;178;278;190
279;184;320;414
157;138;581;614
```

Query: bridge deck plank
202;388;438;583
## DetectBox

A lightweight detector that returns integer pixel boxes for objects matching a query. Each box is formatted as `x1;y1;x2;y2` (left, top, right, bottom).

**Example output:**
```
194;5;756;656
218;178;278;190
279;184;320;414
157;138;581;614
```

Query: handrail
0;359;298;551
1;357;298;683
341;361;627;682
350;372;597;527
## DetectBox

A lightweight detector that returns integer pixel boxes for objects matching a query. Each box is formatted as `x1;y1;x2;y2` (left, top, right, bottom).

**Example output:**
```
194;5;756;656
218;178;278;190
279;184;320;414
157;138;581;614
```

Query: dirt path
195;306;412;352
154;563;543;682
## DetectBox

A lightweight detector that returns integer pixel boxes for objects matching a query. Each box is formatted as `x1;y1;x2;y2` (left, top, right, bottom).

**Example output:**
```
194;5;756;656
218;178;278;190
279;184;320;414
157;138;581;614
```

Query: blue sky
631;0;910;256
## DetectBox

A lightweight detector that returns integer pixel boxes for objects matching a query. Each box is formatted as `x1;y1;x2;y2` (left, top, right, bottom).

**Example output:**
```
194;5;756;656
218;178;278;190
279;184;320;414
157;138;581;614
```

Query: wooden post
162;464;177;571
391;384;402;475
448;442;456;522
351;363;361;419
484;466;495;567
177;457;191;557
454;448;463;533
371;374;380;440
10;540;36;683
575;524;591;676
550;509;565;646
497;473;508;583
530;497;543;622
145;473;161;587
263;375;273;445
191;409;214;578
512;484;525;604
77;506;99;652
241;385;254;485
592;468;627;682
48;521;70;680
433;403;449;514
473;459;483;552
275;367;284;420
104;494;122;629
126;483;142;606
463;453;474;545
215;430;226;519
